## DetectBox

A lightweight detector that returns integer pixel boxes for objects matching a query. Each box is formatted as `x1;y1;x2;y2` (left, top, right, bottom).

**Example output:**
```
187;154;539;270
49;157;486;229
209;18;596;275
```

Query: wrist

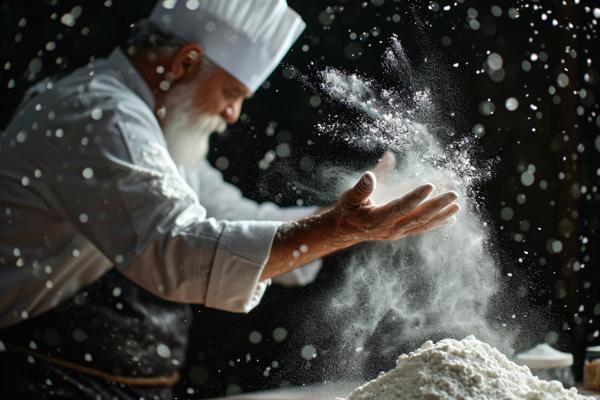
320;207;361;249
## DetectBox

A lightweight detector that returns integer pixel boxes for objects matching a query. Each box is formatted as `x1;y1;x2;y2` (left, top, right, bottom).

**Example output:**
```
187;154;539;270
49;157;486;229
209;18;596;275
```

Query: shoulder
2;60;168;170
42;64;165;146
62;66;160;131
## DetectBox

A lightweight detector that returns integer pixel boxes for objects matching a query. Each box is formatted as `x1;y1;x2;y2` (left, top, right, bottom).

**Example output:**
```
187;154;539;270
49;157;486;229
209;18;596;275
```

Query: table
205;382;357;400
578;386;600;399
206;382;600;400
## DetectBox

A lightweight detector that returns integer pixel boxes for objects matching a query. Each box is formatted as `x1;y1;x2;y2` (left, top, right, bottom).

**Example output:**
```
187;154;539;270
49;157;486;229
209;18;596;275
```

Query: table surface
205;382;600;400
204;382;357;400
578;386;600;399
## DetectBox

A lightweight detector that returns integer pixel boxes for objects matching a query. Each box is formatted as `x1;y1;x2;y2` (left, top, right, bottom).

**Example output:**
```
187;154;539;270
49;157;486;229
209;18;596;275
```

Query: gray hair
127;19;187;51
126;19;218;74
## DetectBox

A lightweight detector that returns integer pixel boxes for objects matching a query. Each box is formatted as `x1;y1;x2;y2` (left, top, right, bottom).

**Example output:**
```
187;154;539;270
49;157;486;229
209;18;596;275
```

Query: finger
375;183;434;218
373;151;396;179
341;171;376;207
395;191;458;228
405;203;461;234
402;214;456;237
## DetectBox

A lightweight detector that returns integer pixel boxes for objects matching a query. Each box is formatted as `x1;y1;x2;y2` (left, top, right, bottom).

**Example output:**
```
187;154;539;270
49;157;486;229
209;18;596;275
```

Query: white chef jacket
0;48;321;328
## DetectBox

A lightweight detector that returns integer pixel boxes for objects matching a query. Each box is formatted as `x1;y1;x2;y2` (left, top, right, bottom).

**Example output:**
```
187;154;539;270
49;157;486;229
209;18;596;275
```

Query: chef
0;0;460;398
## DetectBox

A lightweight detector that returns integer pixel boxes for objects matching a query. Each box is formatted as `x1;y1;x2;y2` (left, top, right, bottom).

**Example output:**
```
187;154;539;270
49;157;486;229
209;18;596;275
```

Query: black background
1;0;599;398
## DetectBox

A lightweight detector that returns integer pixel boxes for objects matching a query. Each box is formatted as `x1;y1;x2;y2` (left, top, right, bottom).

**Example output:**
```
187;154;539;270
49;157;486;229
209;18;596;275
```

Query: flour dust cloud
317;38;517;374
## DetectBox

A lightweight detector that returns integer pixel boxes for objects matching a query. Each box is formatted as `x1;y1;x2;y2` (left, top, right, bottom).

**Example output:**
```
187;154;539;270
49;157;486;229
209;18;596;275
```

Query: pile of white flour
343;336;591;400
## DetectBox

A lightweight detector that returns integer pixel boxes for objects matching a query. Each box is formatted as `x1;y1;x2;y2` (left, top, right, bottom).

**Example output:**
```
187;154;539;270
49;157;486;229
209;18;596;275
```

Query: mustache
210;115;227;133
157;106;227;134
181;111;227;134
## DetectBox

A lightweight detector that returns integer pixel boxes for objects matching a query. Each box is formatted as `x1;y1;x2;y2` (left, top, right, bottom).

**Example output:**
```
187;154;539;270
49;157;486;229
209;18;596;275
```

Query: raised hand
262;169;460;280
331;171;459;244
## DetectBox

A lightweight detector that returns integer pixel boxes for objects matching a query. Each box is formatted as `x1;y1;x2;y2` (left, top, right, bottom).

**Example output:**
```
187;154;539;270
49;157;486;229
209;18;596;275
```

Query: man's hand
331;171;459;246
261;170;460;281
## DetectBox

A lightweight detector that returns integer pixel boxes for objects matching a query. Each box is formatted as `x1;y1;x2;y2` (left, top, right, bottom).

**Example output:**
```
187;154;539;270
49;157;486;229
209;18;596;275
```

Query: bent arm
186;159;317;221
186;159;324;286
46;100;279;313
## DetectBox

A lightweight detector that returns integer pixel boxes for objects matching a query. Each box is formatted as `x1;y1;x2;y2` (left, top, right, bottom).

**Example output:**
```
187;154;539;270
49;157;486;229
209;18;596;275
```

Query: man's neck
125;48;173;111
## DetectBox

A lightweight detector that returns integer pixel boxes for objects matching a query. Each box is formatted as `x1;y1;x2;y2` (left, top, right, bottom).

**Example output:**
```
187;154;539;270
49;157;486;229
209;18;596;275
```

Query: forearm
260;208;356;281
261;172;460;281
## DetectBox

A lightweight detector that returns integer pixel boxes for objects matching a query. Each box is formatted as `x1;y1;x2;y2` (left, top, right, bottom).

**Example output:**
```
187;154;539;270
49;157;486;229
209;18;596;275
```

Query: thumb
342;171;376;207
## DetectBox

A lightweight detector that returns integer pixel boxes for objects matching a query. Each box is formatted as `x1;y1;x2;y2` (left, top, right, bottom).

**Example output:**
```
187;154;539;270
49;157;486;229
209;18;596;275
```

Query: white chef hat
149;0;306;93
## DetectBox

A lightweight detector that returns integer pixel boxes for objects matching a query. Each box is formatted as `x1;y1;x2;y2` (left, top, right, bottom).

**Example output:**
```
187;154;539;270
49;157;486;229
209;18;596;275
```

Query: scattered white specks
301;344;317;360
556;73;570;88
486;53;503;71
249;331;262;344
156;343;172;358
82;167;94;179
90;108;103;120
505;97;519;111
272;327;287;342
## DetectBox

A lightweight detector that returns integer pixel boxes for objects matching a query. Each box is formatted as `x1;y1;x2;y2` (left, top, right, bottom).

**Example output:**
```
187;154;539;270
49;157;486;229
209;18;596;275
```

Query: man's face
190;66;252;125
160;59;251;170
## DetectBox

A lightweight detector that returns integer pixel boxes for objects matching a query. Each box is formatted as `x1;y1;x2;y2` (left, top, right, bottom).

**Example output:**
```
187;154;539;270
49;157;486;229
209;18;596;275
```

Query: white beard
160;97;227;170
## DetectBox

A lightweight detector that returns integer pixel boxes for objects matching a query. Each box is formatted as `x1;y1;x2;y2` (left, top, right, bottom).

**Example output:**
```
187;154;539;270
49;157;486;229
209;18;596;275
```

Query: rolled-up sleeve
45;94;277;313
187;160;323;287
206;221;278;312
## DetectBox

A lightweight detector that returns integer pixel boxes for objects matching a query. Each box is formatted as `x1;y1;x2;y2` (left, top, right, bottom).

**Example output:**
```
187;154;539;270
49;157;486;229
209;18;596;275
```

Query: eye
223;89;238;100
224;87;245;101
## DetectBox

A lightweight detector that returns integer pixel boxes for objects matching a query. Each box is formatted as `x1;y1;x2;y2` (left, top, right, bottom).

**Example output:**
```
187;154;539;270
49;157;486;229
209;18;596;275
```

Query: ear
170;43;204;81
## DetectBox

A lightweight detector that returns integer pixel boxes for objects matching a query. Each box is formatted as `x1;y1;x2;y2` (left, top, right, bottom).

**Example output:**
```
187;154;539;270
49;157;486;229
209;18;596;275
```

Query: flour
319;38;515;372
343;336;591;400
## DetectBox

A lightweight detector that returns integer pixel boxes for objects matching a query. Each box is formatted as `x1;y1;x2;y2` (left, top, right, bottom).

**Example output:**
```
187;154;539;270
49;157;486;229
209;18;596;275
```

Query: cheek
195;91;226;115
192;81;226;114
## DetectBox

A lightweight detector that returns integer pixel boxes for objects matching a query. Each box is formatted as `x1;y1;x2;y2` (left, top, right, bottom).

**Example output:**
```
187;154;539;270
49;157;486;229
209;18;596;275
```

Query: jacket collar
107;47;156;110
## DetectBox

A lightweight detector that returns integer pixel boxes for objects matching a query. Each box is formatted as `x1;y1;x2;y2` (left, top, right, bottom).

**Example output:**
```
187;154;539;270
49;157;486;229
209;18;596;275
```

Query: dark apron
0;268;192;399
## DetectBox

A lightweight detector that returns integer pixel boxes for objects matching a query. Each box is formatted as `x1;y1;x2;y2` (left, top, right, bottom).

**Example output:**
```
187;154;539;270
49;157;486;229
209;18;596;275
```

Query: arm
185;150;400;283
47;92;456;312
186;159;323;286
186;159;316;222
262;172;459;280
46;98;279;313
187;154;459;282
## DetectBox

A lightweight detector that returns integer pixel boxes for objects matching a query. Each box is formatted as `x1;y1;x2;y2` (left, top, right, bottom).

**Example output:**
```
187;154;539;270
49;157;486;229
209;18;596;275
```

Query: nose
221;99;243;124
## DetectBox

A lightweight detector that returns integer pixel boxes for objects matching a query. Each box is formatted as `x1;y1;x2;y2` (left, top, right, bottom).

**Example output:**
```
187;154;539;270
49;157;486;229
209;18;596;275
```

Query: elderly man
0;0;459;398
